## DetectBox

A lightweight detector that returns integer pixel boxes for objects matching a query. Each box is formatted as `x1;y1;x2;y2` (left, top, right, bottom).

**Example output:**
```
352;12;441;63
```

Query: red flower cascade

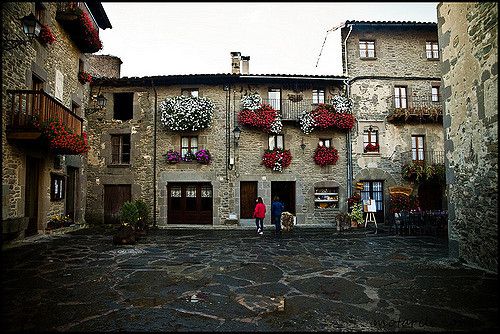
238;103;279;133
313;145;339;166
311;104;356;131
262;148;292;171
34;118;89;155
39;24;56;45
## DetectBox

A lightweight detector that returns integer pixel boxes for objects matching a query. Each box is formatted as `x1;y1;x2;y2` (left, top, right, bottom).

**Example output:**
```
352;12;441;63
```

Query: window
78;59;84;73
318;138;331;148
363;128;379;153
111;134;131;165
359;40;375;58
181;136;198;158
268;88;281;111
426;41;439;60
72;102;81;117
312;89;325;104
411;135;425;161
431;86;440;102
268;134;284;150
50;174;65;201
181;88;199;97
113;92;134;120
360;181;384;222
394;86;407;109
314;187;339;209
35;2;45;24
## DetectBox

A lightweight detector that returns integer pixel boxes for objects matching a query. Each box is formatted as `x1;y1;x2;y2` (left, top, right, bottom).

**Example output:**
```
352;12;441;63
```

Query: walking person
253;197;266;235
271;196;284;238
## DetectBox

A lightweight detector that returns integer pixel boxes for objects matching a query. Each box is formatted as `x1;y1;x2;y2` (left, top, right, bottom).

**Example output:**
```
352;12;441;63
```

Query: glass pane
191;137;198;149
277;135;283;149
201;186;212;198
182;137;189;147
170;186;181;197
269;135;275;149
186;186;196;198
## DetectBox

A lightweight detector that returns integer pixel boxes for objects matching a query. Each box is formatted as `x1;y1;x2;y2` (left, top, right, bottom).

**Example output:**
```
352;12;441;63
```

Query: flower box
313;145;339;166
34;118;89;155
262;148;292;172
299;95;355;134
160;96;215;132
78;71;92;84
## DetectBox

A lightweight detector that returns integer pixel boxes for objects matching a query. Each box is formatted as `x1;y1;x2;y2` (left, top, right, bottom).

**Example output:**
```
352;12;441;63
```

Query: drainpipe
343;24;353;77
151;79;158;228
344;79;353;199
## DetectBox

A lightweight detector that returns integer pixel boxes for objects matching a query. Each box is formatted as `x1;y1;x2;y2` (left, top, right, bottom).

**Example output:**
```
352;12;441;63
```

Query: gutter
151;79;158;228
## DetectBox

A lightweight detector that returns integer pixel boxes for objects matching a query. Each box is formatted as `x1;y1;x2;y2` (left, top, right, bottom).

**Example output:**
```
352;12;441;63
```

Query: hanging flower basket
78;71;92;84
160;96;215;132
34;118;89;155
77;11;102;52
39;24;56;45
313;145;339;166
299;95;355;134
262;148;292;172
238;94;282;134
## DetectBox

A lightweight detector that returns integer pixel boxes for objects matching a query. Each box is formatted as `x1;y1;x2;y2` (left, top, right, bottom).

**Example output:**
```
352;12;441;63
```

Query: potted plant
183;151;196;162
364;143;380;153
348;202;364;228
134;200;149;235
47;214;73;230
34;118;90;155
39;24;56;45
335;212;350;231
238;101;283;134
195;149;211;164
299;95;356;134
313;145;339;166
78;70;92;84
164;149;182;164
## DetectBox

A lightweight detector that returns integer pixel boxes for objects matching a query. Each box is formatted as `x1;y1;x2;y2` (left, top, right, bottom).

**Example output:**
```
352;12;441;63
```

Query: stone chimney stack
231;51;241;74
241;56;250;74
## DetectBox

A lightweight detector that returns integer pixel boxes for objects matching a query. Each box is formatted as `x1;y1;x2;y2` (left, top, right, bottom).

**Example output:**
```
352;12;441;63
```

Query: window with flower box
181;88;199;97
363;128;379;153
268;134;284;150
110;134;131;165
319;138;331;148
181;136;198;160
314;187;339;209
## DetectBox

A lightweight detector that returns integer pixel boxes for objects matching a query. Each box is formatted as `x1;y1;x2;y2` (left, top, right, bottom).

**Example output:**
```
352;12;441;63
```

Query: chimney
230;51;241;74
241;56;250;74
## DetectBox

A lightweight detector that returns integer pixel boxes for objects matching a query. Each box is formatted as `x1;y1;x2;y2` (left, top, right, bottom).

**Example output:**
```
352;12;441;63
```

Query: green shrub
120;201;140;227
134;200;149;227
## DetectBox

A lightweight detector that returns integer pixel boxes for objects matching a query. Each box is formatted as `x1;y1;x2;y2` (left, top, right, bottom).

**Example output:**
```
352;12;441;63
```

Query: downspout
151;79;158;228
343;24;353;77
343;24;353;199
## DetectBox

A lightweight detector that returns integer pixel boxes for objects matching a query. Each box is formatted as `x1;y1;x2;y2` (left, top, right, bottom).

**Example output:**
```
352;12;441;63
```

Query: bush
134;200;149;230
120;201;140;227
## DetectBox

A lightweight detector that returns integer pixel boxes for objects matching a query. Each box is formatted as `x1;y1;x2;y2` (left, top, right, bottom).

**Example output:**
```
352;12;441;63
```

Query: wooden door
24;156;40;236
240;181;257;219
167;183;213;224
104;185;131;224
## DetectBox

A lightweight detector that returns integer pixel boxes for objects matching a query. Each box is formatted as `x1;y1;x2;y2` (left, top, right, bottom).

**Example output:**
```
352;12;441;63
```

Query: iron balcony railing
6;90;83;136
387;95;443;123
253;98;351;121
401;150;445;165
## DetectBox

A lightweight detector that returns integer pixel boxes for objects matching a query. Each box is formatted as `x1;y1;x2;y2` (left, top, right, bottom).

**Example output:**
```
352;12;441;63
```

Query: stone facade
341;21;445;222
1;2;110;237
437;2;498;272
86;75;349;227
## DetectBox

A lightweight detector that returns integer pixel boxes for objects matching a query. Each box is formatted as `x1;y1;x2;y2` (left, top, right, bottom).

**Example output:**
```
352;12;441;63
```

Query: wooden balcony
5;89;83;143
387;95;443;124
259;98;350;121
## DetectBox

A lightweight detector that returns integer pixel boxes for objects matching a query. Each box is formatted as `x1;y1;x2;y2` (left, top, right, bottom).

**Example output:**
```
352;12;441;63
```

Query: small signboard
355;182;364;190
363;199;377;213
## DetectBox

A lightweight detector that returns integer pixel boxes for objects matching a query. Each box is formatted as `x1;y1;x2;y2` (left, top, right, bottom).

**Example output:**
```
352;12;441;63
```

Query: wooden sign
355;182;364;190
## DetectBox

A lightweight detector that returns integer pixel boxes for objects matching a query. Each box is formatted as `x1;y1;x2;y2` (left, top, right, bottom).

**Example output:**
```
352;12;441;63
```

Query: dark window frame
318;138;331;148
110;134;131;165
394;86;408;109
312;89;325;104
359;40;376;59
181;135;199;158
426;41;440;60
363;129;379;153
50;173;65;201
411;135;425;162
181;88;199;97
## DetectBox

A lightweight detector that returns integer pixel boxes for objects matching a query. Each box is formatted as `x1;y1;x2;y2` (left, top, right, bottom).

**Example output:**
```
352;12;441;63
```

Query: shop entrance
271;181;296;215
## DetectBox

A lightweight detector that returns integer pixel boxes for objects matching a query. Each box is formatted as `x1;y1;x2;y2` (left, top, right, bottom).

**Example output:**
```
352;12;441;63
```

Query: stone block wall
2;3;92;231
87;54;122;79
438;2;498;272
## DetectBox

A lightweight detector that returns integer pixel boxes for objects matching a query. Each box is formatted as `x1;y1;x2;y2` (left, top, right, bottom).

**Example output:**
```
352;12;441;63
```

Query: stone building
86;53;352;227
437;2;498;273
1;2;111;239
339;20;445;223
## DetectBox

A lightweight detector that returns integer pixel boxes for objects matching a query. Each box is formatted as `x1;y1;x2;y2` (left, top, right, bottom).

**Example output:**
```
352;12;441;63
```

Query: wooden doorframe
24;156;40;236
65;167;78;221
240;181;258;219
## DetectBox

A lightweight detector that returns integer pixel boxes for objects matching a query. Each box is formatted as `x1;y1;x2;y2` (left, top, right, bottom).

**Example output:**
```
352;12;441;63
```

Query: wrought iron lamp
2;13;42;51
300;138;306;152
85;93;107;116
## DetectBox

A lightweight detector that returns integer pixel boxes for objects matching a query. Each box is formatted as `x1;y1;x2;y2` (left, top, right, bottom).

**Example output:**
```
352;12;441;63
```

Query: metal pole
151;79;157;228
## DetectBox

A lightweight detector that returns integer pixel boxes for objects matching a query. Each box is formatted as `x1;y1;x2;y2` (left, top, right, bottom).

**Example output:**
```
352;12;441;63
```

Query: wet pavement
1;226;498;332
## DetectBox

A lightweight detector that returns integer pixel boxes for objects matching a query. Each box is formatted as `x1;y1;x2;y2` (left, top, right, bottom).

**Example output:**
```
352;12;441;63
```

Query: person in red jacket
253;197;266;235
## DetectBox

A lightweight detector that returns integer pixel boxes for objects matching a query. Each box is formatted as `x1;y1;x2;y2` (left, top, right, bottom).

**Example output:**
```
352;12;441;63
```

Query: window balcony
55;2;102;53
5;89;83;144
259;98;351;121
401;150;444;166
387;95;443;124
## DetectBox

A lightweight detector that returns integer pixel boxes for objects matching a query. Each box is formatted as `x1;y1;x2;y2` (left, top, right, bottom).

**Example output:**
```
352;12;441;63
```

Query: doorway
167;182;213;224
24;156;40;236
104;184;131;224
360;180;384;223
65;167;78;221
271;181;296;215
240;181;258;219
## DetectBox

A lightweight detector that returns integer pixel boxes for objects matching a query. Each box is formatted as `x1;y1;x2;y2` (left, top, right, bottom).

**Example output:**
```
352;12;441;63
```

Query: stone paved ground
1;226;498;332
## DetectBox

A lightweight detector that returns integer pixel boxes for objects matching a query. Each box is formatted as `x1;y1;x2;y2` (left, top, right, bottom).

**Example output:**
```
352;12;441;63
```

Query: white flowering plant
330;95;353;114
298;94;355;134
160;95;215;131
240;94;262;110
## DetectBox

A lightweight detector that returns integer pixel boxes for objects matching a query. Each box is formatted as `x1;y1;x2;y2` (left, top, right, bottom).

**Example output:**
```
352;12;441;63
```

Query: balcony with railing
259;98;350;121
401;150;445;166
387;95;443;124
5;90;83;142
56;2;102;53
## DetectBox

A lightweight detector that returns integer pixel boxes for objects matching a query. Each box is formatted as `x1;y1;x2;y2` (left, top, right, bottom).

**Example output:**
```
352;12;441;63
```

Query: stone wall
86;80;348;226
438;2;498;272
87;54;122;79
2;3;97;231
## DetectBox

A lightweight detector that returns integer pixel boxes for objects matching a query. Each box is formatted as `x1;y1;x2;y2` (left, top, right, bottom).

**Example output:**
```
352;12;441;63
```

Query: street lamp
85;94;107;116
2;13;42;51
233;126;241;146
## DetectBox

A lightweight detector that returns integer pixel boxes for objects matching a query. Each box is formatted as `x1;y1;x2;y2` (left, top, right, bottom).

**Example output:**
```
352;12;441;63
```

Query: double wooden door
167;182;213;224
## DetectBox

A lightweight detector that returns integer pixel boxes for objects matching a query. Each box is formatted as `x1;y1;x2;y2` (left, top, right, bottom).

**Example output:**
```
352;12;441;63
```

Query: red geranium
238;103;279;133
78;71;92;84
79;11;103;52
364;143;380;152
35;118;89;155
39;24;56;45
310;103;356;131
262;148;292;172
313;145;339;166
